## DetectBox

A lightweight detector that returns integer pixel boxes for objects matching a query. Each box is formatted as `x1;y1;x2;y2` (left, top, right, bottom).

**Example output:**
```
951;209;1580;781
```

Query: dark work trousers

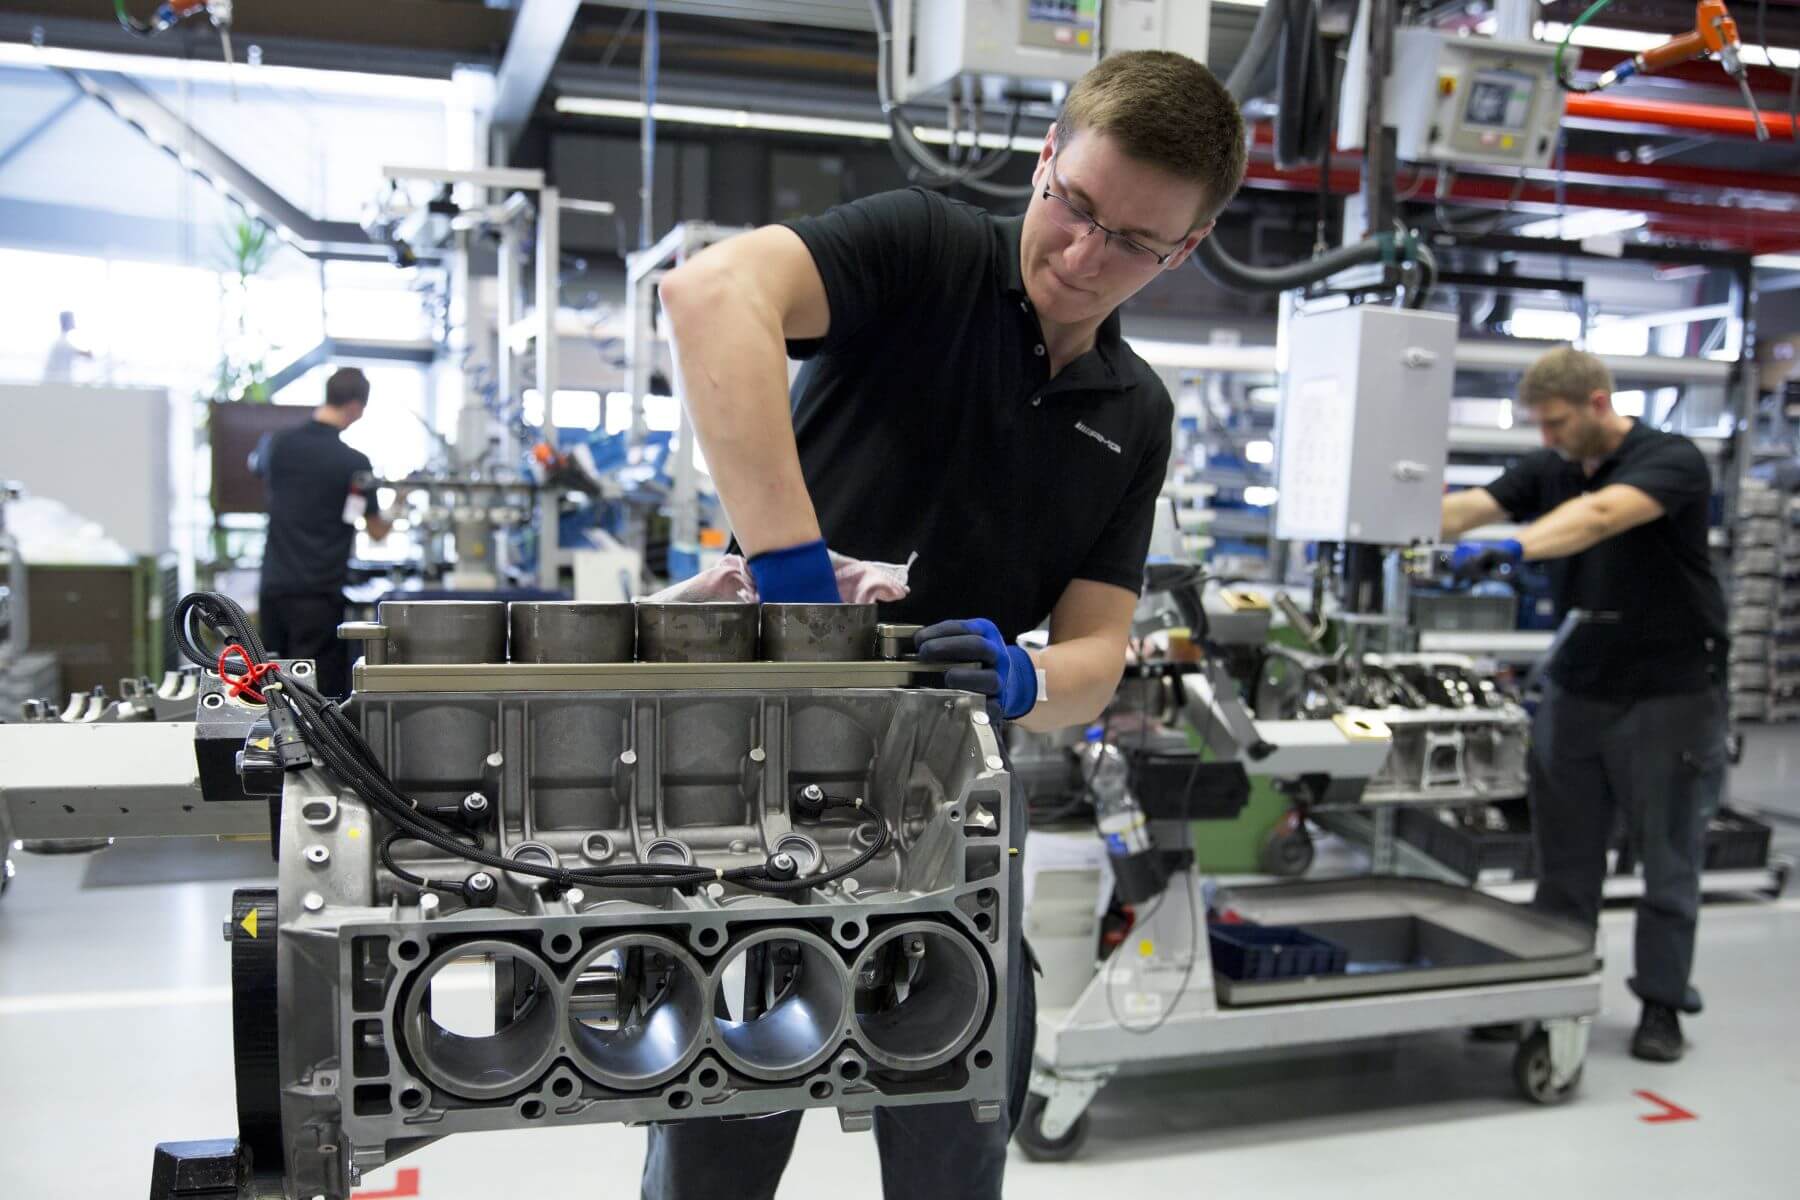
640;715;1036;1200
1528;680;1727;1013
258;592;350;697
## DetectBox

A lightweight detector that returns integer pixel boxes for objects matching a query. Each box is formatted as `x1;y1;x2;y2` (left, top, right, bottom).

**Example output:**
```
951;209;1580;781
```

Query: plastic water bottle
1081;732;1165;904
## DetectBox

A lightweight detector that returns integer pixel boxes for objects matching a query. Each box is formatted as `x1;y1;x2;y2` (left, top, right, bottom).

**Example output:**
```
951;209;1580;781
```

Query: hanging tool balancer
1592;0;1770;140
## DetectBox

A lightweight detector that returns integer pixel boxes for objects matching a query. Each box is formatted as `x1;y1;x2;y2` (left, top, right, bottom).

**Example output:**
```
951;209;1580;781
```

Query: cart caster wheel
1016;1093;1090;1162
1513;1030;1581;1105
1259;824;1314;877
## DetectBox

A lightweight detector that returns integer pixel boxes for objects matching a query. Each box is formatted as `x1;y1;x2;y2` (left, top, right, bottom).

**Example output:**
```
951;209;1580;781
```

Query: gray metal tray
1211;876;1597;1007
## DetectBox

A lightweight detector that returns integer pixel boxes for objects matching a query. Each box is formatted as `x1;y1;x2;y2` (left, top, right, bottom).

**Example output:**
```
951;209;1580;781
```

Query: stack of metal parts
233;599;1011;1199
1347;654;1529;805
1268;648;1530;805
1727;481;1800;722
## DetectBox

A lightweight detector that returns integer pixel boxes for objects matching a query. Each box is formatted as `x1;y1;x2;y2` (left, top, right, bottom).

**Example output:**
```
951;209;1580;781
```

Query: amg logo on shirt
1074;421;1122;455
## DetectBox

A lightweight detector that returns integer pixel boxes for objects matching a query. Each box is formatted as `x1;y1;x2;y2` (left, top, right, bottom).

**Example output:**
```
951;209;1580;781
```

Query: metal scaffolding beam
492;0;584;145
61;67;391;262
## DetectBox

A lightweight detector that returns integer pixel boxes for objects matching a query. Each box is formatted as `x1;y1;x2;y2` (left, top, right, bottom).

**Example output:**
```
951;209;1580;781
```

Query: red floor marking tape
1635;1090;1698;1123
352;1167;421;1198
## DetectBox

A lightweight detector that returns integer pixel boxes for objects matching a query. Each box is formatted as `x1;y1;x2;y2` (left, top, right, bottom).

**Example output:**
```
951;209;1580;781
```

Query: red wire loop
218;644;276;703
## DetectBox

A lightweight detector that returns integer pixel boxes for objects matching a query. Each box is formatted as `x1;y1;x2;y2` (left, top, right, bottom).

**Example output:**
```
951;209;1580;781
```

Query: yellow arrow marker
240;909;259;939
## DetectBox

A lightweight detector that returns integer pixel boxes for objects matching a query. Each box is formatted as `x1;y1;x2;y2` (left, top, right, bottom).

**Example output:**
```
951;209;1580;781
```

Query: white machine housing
1273;305;1458;546
895;0;1210;102
1388;31;1565;170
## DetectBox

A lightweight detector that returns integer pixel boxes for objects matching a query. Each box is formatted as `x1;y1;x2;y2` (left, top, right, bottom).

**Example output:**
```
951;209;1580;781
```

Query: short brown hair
1520;346;1613;408
1055;50;1247;229
325;367;370;408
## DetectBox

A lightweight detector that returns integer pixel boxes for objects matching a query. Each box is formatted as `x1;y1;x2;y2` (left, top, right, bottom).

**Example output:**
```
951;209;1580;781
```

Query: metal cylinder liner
850;921;990;1072
399;939;564;1101
759;603;880;662
507;602;636;663
634;602;759;663
710;926;851;1081
377;601;508;665
564;934;710;1091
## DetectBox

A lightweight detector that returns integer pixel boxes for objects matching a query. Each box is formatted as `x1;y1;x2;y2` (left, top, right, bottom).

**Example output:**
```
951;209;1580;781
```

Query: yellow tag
240;909;259;939
1332;712;1391;741
1137;939;1155;958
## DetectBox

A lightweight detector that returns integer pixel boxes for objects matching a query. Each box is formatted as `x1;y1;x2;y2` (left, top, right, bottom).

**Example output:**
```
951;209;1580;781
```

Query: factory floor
2;729;1796;1200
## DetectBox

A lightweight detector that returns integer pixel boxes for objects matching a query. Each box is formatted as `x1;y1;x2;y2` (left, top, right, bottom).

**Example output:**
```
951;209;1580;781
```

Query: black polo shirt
1485;420;1726;699
258;420;374;597
776;187;1173;642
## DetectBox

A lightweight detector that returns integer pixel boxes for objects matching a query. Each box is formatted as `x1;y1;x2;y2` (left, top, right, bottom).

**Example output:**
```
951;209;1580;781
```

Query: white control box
1388;31;1565;170
896;0;1210;102
1102;0;1210;60
1273;306;1458;547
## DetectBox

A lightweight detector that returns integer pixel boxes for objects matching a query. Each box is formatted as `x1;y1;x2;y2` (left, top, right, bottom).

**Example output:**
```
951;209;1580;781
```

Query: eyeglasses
1039;171;1179;267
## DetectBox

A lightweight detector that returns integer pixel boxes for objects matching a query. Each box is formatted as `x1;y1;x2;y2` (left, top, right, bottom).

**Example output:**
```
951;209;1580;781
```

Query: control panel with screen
1463;69;1536;131
1021;0;1099;51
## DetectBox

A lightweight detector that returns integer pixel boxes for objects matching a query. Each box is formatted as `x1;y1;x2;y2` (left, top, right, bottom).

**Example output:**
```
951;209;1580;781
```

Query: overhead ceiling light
552;96;1043;153
1755;254;1800;270
555;96;890;140
1514;210;1647;240
0;40;454;100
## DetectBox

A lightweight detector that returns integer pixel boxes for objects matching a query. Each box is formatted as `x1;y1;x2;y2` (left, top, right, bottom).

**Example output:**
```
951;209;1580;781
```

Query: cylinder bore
759;603;879;662
378;602;508;665
565;935;709;1091
508;602;635;664
711;928;850;1081
400;940;562;1101
635;602;759;663
851;922;990;1073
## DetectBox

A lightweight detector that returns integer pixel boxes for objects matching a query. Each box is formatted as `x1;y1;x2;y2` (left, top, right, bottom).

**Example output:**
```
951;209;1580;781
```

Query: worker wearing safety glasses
649;51;1246;1199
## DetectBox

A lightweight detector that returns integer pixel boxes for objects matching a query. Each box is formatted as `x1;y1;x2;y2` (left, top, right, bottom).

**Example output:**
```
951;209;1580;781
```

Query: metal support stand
148;1140;246;1200
1370;805;1398;874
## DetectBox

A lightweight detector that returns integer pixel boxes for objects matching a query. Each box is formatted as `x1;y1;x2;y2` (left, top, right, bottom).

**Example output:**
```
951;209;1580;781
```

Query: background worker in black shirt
256;367;391;696
1441;346;1729;1064
649;52;1244;1198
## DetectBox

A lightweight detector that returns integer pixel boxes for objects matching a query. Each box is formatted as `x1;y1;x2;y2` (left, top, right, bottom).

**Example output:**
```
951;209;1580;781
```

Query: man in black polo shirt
1441;346;1728;1064
649;52;1244;1197
256;368;391;696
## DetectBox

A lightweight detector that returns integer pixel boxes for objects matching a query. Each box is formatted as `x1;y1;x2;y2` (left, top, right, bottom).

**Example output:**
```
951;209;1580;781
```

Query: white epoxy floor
2;728;1795;1200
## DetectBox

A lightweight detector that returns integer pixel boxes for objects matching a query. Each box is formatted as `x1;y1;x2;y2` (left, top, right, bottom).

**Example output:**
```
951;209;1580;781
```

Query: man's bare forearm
1516;494;1615;561
1016;636;1125;732
1440;487;1505;540
660;269;821;556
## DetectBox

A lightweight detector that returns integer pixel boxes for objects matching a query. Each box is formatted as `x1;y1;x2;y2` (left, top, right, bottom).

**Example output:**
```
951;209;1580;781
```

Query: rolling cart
1020;854;1601;1160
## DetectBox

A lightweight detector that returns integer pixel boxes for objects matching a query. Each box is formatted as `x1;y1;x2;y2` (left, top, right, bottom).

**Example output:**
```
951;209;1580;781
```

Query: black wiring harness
170;591;891;902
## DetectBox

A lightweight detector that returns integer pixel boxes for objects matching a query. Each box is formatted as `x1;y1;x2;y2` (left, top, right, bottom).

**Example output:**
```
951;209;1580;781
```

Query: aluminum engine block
262;605;1012;1199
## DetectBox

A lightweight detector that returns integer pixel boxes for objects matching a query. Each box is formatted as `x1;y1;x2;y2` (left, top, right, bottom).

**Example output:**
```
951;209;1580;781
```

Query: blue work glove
1450;538;1523;584
747;539;842;603
914;618;1038;720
